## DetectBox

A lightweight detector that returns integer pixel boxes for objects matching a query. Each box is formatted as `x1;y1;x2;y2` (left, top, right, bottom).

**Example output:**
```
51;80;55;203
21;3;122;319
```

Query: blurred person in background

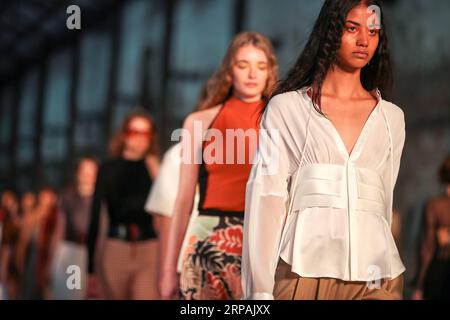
51;156;103;300
160;31;278;300
3;191;37;300
20;192;37;220
16;187;60;299
413;154;450;300
86;109;161;300
0;190;20;299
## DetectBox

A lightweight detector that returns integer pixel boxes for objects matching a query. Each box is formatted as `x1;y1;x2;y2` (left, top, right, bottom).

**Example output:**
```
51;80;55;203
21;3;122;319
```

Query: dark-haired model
242;0;406;300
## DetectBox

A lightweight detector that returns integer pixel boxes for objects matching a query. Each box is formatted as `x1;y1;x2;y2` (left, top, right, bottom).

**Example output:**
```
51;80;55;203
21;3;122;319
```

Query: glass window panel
117;0;153;97
78;32;111;113
43;50;71;128
42;134;67;163
74;120;104;152
17;140;34;167
0;87;14;145
246;0;325;76
171;0;231;72
18;69;39;138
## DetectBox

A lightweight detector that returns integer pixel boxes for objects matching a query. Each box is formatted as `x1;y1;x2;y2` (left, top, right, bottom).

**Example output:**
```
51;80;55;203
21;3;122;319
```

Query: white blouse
145;143;182;218
241;87;406;300
145;143;200;273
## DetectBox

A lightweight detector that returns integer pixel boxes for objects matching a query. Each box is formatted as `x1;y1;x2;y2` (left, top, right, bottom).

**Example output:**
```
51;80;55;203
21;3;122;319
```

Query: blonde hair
197;31;278;111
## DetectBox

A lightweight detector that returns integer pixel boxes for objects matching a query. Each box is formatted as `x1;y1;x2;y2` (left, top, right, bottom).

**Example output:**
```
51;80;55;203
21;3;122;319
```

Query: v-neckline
304;87;382;159
326;102;380;159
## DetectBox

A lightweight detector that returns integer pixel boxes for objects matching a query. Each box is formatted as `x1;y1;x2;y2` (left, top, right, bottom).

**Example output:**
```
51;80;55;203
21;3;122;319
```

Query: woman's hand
159;269;180;300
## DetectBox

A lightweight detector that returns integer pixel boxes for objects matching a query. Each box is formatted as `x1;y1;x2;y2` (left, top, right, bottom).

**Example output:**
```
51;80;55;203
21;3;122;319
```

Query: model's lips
352;51;369;59
245;83;259;87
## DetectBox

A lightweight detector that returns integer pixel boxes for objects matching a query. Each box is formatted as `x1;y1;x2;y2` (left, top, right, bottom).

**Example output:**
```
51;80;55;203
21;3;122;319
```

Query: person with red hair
160;31;278;300
86;109;162;300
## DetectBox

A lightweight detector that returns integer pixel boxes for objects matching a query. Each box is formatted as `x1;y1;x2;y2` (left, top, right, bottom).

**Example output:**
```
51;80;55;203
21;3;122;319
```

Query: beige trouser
274;258;403;300
99;239;160;300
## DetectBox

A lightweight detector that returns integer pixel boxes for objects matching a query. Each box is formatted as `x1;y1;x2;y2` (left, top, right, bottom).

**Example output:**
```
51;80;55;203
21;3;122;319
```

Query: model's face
39;189;56;208
123;117;153;158
231;44;269;102
337;4;380;70
1;191;17;211
21;192;36;211
76;159;98;188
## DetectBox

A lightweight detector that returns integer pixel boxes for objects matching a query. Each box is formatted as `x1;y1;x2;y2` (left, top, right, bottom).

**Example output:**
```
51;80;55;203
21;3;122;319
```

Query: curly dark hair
270;0;392;116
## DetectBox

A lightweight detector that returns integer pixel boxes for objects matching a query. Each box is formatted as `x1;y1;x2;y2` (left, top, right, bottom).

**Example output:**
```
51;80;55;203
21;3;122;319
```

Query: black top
87;158;156;274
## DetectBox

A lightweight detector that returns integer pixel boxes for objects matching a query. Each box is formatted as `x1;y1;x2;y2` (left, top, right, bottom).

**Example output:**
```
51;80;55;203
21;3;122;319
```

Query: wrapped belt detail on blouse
291;163;386;219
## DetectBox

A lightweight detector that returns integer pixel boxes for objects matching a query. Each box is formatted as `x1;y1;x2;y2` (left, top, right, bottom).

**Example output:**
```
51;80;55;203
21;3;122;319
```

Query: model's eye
236;62;248;69
347;26;357;32
369;29;379;36
258;63;268;71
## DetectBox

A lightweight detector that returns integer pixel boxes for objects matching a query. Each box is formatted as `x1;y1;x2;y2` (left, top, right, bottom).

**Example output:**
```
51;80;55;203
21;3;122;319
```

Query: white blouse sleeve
391;109;406;194
145;144;181;217
241;96;299;300
382;104;406;226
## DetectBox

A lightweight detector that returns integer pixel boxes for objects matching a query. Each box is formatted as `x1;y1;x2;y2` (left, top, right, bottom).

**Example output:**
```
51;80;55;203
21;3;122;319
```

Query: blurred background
0;0;449;299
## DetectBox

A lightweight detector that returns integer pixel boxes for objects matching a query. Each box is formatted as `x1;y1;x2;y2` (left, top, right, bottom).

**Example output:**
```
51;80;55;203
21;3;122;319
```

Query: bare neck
122;149;144;161
232;92;262;104
77;184;95;197
322;64;366;99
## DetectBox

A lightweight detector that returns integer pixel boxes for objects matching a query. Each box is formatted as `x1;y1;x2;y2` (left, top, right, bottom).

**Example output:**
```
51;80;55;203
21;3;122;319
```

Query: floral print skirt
179;214;243;300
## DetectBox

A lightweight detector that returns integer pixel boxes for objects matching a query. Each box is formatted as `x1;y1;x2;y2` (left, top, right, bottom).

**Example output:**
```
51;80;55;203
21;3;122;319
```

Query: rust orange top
198;95;264;212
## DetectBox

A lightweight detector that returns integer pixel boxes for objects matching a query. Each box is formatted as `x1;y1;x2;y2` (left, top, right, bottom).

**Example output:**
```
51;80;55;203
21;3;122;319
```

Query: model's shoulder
268;90;302;106
185;106;218;121
183;105;221;128
381;99;405;120
265;90;306;117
